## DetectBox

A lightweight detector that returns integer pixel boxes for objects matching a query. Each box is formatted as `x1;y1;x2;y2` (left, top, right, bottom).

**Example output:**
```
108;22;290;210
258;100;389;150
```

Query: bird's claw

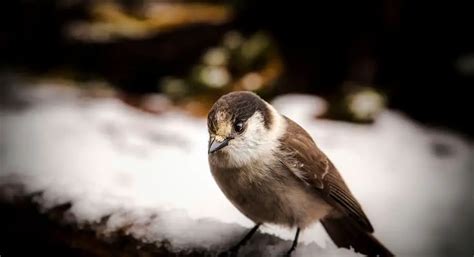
217;247;239;257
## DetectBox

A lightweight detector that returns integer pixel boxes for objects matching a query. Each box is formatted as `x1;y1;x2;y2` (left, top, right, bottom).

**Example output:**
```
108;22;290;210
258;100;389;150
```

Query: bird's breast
208;158;332;228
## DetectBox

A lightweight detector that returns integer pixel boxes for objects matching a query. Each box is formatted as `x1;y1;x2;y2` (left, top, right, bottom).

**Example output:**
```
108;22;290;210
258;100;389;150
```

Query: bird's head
207;91;284;167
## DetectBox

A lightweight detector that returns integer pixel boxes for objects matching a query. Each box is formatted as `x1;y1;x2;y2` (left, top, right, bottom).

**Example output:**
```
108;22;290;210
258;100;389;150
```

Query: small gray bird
207;91;393;257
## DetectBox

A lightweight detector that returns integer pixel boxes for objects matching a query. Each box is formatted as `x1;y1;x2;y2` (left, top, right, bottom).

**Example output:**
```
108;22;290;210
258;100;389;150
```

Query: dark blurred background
0;0;473;134
1;1;473;257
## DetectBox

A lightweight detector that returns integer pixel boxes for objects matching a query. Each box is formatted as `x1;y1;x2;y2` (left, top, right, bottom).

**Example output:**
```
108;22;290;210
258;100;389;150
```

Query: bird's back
278;116;394;256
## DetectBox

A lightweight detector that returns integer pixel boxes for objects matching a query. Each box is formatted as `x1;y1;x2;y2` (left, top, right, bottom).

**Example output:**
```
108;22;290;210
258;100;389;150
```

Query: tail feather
321;217;394;257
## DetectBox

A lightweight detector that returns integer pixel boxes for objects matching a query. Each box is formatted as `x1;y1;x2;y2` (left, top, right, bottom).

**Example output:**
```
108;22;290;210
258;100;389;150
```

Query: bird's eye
234;121;244;133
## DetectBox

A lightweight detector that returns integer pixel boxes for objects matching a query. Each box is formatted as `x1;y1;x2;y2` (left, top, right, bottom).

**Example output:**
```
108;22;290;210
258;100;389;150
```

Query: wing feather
278;117;374;232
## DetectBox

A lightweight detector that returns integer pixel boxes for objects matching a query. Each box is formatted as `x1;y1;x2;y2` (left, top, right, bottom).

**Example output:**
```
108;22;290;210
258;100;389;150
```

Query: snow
1;86;473;256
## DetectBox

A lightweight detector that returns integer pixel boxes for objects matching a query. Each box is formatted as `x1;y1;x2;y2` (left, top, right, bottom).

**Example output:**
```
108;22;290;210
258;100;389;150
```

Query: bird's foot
285;247;296;257
218;223;260;257
217;246;239;257
285;227;300;257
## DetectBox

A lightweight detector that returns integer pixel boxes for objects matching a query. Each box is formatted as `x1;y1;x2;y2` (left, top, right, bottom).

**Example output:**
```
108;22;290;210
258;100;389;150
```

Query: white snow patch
1;87;472;256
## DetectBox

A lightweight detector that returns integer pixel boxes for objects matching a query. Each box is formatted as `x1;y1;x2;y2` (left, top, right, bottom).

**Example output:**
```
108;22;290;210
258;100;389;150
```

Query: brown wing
278;117;374;232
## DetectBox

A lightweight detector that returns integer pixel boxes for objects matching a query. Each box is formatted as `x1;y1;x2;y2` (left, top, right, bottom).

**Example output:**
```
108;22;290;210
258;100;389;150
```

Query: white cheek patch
224;104;286;168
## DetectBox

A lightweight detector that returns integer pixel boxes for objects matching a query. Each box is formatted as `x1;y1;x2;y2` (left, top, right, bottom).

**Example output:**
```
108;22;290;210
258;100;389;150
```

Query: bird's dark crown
207;91;272;134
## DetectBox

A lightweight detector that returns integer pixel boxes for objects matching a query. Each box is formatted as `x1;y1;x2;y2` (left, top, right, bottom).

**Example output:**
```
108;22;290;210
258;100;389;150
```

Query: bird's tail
321;217;394;257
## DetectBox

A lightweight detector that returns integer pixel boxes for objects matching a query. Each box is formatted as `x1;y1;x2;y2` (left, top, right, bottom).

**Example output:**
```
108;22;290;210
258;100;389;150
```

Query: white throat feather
217;103;287;168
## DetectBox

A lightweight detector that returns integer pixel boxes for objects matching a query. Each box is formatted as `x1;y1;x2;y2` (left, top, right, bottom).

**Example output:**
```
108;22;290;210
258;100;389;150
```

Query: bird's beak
208;137;230;154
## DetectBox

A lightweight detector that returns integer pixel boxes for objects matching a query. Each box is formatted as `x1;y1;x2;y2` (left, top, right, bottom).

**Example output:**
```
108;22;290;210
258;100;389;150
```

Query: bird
207;91;394;257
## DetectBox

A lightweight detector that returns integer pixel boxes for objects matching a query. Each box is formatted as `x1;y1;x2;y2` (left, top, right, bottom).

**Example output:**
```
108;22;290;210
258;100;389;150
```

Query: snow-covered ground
1;85;472;256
